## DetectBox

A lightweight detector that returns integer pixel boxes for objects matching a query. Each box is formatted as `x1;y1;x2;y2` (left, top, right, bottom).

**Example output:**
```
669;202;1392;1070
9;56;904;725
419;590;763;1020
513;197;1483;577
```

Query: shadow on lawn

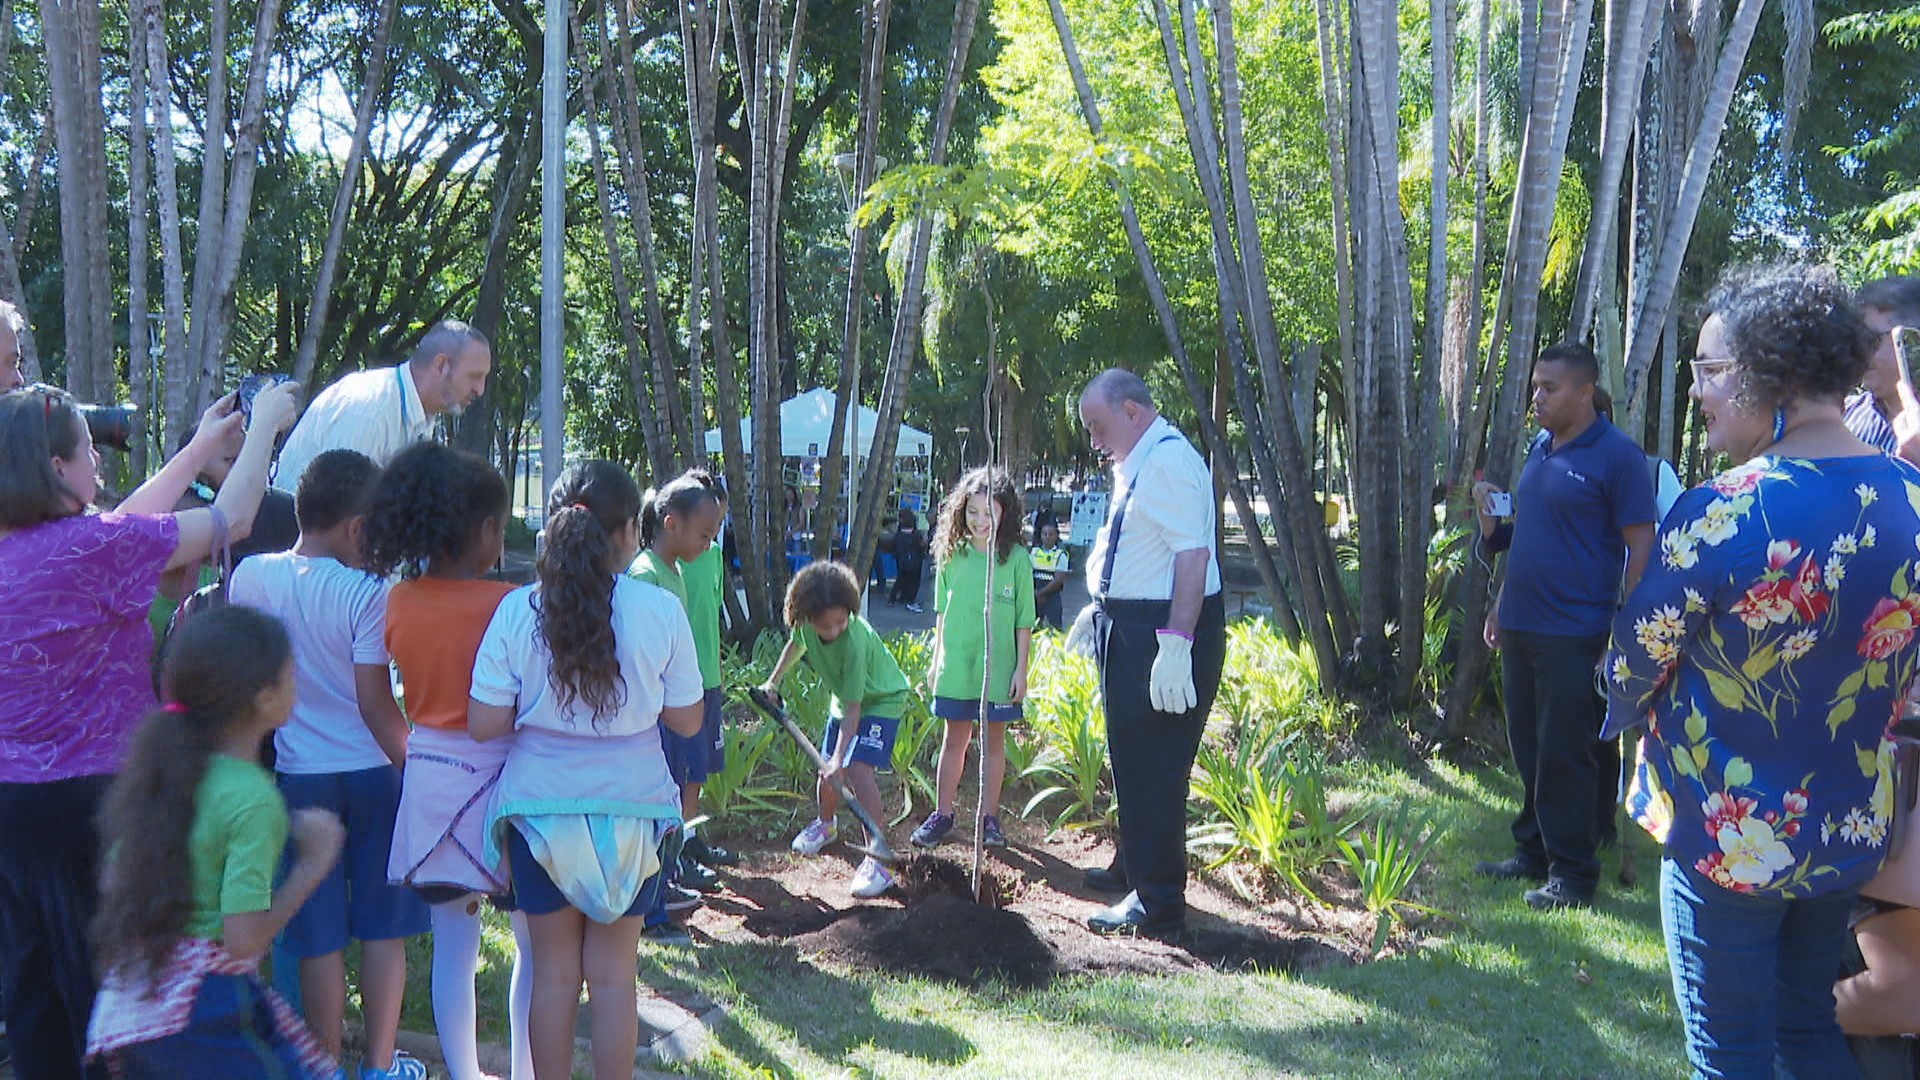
638;941;974;1078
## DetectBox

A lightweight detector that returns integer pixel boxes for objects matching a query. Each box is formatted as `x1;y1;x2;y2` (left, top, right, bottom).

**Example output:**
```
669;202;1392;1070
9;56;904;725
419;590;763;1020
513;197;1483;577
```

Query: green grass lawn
393;754;1688;1079
628;757;1687;1078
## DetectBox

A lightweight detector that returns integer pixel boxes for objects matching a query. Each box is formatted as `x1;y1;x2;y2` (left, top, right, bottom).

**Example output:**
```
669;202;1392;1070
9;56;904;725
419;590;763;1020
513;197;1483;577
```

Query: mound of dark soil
790;892;1057;988
893;853;1021;907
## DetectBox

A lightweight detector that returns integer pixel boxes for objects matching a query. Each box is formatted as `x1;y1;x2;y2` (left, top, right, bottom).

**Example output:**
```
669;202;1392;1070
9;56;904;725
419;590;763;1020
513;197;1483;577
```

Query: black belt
1096;592;1224;622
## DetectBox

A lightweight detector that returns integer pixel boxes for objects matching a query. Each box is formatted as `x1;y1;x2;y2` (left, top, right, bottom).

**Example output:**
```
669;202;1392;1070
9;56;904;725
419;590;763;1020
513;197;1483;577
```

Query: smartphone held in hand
1487;491;1513;517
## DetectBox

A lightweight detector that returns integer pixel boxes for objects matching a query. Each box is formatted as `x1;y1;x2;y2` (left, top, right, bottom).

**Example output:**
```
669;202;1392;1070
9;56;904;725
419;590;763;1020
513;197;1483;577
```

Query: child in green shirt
759;561;911;898
627;472;729;898
89;605;345;1077
913;469;1034;851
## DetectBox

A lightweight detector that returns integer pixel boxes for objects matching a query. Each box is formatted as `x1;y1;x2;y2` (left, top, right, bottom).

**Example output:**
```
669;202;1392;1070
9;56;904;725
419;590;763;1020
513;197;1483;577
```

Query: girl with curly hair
1604;263;1920;1075
86;606;343;1078
468;461;705;1080
361;442;530;1080
911;468;1034;851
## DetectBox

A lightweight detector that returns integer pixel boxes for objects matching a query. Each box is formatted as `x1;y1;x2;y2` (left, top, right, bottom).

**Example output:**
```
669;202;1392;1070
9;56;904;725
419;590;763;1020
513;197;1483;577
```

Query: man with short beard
272;320;493;493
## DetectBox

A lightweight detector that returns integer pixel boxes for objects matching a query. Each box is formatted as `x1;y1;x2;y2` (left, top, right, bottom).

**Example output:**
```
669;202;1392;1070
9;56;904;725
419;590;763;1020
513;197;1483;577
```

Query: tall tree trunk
128;3;153;472
1444;0;1595;737
194;0;289;403
607;0;691;469
847;0;981;582
814;0;891;561
184;0;233;408
40;0;112;400
1397;0;1453;704
457;98;542;463
1444;0;1493;491
1;0;42;384
1043;0;1306;645
292;0;401;390
1566;0;1658;341
144;0;191;449
575;2;671;477
1621;0;1767;412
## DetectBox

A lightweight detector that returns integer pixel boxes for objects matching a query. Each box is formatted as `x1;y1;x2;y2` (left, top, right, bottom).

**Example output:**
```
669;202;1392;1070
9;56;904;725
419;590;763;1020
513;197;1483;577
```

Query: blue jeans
1659;856;1863;1079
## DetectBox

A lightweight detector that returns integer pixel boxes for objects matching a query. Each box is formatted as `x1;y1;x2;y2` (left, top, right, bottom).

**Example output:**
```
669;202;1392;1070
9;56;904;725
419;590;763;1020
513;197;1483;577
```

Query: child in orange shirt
362;443;530;1080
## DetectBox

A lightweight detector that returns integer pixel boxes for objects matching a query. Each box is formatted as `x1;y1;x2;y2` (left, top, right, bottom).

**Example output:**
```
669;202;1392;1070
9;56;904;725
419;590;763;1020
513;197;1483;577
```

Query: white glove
1149;630;1197;714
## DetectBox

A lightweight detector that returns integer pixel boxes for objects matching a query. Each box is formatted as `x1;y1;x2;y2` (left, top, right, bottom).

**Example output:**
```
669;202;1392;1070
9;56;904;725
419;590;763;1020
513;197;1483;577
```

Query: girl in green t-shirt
89;605;345;1077
913;469;1034;851
760;561;912;899
627;473;727;897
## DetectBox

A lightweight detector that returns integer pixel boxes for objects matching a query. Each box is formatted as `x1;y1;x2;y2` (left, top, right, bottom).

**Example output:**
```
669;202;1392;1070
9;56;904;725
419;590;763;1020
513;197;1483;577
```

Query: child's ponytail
93;607;293;980
536;461;643;725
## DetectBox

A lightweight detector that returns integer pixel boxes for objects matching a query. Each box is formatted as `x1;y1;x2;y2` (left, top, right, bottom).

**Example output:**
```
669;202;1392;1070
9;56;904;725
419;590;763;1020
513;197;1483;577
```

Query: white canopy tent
702;387;933;459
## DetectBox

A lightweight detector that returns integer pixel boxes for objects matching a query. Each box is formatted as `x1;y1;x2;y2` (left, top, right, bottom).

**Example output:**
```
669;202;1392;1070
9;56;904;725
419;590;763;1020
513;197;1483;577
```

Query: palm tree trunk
128;4;153;472
184;0;233;407
847;0;982;582
1622;0;1767;413
1445;0;1594;736
1043;0;1306;645
144;0;191;449
293;0;400;391
1566;0;1657;341
574;2;671;478
814;0;891;561
607;0;691;469
196;0;289;393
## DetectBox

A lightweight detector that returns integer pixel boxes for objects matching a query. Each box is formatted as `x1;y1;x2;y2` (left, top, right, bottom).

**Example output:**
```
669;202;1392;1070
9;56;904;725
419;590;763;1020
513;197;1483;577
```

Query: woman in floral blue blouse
1605;263;1920;1077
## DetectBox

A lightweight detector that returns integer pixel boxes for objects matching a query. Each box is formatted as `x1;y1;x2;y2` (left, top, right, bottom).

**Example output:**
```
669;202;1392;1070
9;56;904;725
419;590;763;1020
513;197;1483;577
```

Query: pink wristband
1157;628;1194;642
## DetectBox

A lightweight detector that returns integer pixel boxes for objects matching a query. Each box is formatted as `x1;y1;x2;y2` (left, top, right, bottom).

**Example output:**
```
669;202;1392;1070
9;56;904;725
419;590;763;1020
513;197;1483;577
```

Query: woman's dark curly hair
785;560;863;626
536;460;641;725
93;606;292;983
361;442;509;578
933;467;1023;567
1706;263;1878;411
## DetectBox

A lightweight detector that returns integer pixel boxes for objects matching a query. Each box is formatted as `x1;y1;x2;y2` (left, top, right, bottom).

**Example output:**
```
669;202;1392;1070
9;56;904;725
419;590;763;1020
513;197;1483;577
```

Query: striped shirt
1844;391;1899;454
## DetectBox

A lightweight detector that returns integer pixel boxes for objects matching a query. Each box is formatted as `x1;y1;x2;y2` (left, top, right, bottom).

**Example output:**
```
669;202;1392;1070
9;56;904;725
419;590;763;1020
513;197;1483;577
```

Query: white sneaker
791;817;837;855
849;856;895;899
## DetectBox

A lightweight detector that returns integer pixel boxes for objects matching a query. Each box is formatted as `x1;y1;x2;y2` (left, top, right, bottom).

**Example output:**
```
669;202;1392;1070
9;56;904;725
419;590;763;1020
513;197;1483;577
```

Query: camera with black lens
78;403;140;451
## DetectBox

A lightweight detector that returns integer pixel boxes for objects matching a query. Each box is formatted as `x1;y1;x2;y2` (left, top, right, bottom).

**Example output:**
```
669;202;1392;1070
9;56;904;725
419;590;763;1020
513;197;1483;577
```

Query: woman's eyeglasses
1690;357;1736;385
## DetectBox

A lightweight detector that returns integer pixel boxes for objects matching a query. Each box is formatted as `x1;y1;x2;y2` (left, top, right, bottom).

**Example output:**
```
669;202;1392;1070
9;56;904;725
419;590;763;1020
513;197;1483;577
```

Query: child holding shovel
759;561;913;898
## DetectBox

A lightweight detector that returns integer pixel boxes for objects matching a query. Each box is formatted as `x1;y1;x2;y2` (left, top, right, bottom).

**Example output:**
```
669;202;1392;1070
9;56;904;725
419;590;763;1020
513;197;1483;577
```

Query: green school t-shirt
932;544;1036;704
791;615;911;718
682;543;726;690
186;753;289;941
627;549;690;609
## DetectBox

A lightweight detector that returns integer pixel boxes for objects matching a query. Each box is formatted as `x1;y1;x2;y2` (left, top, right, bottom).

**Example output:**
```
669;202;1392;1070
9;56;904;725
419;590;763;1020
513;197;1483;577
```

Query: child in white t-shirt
229;448;429;1080
469;461;705;1080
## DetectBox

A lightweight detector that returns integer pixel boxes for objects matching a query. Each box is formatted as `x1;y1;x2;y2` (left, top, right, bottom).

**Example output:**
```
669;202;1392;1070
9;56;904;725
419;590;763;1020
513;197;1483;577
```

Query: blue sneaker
911;811;956;848
360;1050;428;1080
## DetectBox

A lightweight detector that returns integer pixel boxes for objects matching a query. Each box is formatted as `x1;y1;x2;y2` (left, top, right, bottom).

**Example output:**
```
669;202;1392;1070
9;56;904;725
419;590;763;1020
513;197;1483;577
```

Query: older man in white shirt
272;320;493;492
1077;368;1226;938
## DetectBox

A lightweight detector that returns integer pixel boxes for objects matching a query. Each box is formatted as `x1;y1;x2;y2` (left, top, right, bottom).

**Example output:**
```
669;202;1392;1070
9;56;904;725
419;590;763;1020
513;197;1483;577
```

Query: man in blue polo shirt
1472;342;1656;910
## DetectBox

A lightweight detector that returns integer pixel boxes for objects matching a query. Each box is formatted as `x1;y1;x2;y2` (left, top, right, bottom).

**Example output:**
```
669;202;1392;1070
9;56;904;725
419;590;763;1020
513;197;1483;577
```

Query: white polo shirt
1086;416;1222;601
272;363;435;492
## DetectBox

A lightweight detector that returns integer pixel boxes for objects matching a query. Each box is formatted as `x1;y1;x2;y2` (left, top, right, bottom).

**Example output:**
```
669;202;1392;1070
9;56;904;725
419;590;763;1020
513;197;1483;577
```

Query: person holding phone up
1840;277;1920;455
1470;343;1658;911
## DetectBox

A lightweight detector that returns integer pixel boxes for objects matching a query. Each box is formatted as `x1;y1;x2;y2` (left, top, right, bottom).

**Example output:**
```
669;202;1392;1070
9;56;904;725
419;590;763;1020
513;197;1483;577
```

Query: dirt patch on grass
685;819;1357;989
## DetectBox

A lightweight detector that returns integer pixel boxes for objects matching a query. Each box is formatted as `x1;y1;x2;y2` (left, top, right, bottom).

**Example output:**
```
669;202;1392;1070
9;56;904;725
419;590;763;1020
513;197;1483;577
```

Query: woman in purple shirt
0;381;296;1079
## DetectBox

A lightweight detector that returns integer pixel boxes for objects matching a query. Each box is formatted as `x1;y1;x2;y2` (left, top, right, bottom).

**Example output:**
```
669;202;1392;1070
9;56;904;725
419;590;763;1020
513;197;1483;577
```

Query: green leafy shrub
1188;726;1350;901
1338;804;1447;956
1216;618;1351;740
1019;634;1113;831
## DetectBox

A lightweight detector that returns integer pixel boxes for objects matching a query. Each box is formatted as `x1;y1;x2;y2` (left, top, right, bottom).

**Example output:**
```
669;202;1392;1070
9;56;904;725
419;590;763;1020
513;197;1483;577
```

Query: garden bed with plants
690;621;1450;972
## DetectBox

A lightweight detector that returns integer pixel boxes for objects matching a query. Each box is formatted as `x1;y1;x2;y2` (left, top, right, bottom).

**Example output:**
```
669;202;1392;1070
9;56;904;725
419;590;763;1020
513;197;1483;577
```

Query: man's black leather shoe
1088;893;1184;938
1083;864;1127;893
1473;855;1548;882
